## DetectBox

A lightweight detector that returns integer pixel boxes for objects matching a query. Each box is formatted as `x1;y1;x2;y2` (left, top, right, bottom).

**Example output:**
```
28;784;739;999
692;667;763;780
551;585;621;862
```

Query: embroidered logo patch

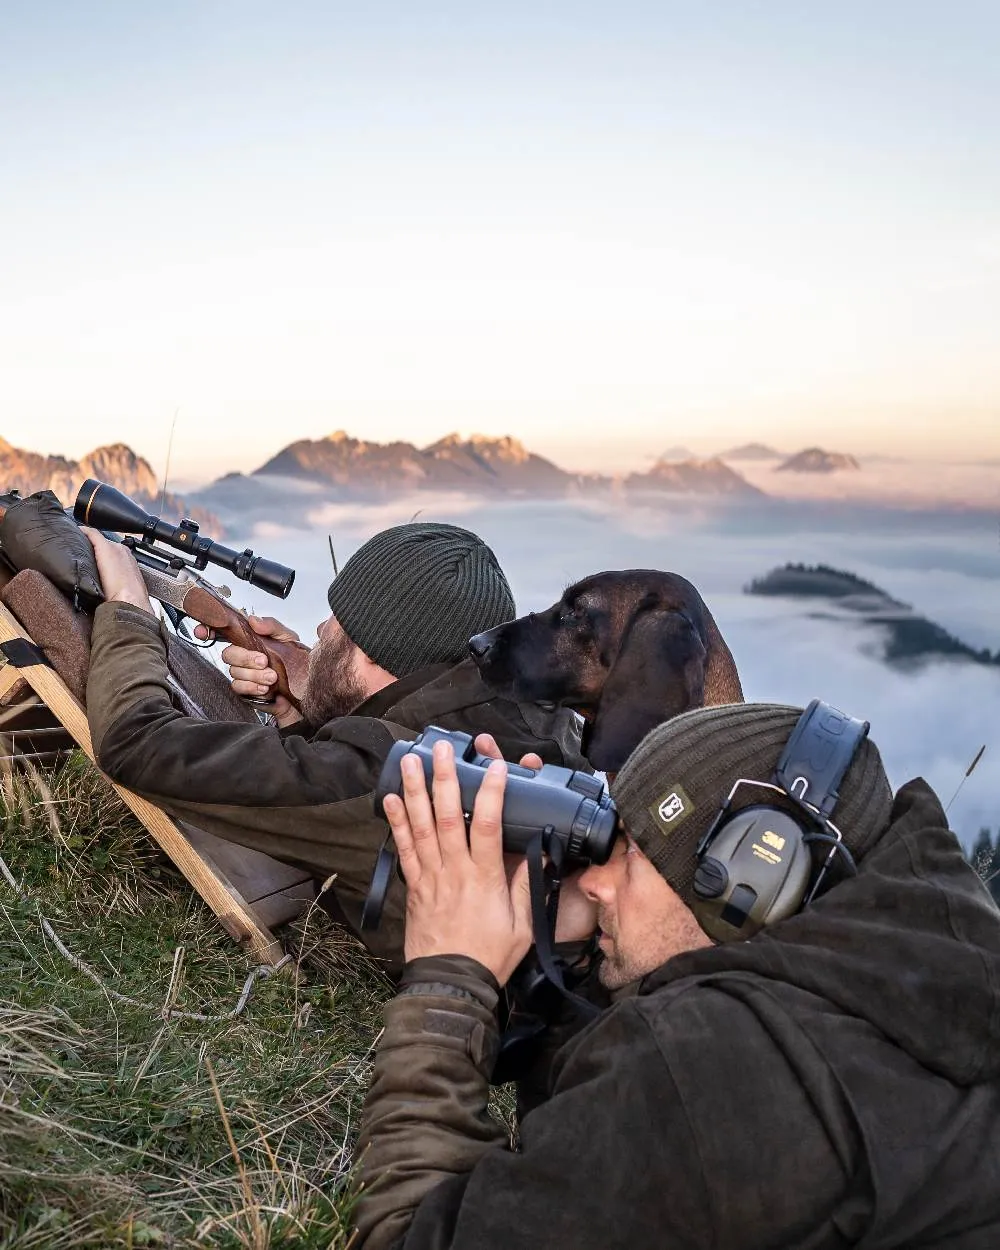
649;784;694;834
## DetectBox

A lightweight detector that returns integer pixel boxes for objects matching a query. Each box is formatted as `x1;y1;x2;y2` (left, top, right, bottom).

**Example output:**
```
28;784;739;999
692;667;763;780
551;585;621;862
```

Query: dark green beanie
326;522;515;676
610;703;893;908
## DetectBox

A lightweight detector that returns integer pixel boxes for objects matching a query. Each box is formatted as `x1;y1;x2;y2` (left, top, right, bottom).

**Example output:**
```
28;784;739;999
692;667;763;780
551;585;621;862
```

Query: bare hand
81;528;154;616
474;735;598;943
193;614;308;727
383;740;533;986
473;732;542;773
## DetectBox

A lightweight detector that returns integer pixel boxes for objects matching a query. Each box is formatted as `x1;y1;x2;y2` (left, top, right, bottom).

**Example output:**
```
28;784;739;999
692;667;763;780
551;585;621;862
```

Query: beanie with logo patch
609;703;894;908
326;522;515;677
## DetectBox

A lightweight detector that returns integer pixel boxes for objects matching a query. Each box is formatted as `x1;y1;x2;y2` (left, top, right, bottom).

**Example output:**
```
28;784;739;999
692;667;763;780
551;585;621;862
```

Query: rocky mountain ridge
626;455;763;496
245;429;763;499
0;437;212;528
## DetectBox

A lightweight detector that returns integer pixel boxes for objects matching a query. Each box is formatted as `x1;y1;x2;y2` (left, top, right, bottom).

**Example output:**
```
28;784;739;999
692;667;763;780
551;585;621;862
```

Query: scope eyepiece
234;552;295;599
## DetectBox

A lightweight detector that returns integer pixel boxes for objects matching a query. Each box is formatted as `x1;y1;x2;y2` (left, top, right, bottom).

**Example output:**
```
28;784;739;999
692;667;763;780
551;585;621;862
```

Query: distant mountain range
0;437;214;529
3;430;877;521
746;563;999;669
208;429;766;502
256;430;576;496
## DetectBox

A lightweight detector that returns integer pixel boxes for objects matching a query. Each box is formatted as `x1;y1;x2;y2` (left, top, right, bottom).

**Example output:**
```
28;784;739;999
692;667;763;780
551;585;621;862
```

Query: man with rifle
80;512;585;974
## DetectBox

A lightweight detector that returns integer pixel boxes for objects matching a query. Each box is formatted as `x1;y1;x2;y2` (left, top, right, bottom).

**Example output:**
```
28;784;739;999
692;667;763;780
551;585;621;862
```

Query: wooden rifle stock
179;585;309;711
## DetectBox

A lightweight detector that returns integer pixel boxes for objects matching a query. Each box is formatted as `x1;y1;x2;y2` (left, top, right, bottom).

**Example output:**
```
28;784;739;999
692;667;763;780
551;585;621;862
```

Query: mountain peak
254;429;568;494
466;433;529;461
721;442;783;460
628;455;763;496
0;436;213;528
777;447;860;473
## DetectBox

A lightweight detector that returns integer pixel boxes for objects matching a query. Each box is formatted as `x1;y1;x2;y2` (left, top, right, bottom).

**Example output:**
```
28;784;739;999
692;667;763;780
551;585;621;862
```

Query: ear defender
692;806;812;943
690;699;868;943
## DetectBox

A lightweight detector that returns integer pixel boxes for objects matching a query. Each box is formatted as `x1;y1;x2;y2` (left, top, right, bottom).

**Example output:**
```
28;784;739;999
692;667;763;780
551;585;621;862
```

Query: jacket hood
643;778;1000;1086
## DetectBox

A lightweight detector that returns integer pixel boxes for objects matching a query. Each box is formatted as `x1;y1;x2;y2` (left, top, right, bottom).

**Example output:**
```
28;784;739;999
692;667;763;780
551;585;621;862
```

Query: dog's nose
468;631;493;659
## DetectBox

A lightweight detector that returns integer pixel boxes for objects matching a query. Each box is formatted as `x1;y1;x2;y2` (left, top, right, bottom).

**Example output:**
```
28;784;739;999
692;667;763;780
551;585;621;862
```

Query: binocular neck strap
526;830;601;1021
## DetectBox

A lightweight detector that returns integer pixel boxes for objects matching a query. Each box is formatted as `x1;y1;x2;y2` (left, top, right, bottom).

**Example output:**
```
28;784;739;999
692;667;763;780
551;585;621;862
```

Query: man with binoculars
82;520;585;971
353;703;1000;1249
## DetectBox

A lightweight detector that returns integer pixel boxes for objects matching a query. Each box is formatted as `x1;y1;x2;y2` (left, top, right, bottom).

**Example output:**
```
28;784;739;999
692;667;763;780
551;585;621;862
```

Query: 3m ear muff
692;699;868;943
693;804;813;942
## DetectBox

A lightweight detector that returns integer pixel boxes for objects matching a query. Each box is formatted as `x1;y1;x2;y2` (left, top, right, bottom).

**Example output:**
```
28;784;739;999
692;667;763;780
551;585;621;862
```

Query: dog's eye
559;607;581;627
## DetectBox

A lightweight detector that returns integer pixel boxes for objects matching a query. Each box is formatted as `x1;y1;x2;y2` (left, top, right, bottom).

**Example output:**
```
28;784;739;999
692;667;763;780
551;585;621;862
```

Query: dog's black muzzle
468;624;503;661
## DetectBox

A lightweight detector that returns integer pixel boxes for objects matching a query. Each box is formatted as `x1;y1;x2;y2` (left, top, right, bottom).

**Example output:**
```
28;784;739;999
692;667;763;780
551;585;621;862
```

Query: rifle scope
74;479;295;599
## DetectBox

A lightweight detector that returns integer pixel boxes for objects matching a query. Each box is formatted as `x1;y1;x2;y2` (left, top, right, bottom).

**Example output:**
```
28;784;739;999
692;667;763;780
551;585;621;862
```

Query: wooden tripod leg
0;604;285;966
0;661;26;702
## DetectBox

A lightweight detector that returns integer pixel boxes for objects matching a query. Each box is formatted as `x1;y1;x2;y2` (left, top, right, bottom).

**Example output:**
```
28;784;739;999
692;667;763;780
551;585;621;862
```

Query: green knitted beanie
610;703;893;908
326;522;515;676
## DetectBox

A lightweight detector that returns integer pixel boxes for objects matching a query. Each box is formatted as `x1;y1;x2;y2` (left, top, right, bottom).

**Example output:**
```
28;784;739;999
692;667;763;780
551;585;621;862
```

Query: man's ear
583;608;707;773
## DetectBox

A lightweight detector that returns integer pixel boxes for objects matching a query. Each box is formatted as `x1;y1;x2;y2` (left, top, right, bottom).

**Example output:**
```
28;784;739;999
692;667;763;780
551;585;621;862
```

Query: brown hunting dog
469;570;743;774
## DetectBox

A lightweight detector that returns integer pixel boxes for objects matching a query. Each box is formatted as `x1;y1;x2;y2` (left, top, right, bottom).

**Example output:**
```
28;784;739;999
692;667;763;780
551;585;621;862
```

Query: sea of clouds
212;485;998;849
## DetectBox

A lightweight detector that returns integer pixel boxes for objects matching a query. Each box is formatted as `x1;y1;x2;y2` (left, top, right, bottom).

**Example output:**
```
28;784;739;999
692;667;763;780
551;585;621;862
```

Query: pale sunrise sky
1;2;999;482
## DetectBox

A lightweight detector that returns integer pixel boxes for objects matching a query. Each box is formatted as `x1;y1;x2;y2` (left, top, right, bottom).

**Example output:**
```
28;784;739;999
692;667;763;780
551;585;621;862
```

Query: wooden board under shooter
0;601;316;965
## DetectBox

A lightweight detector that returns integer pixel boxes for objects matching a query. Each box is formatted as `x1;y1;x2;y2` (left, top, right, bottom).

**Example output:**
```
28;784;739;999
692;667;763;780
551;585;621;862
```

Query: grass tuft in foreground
0;753;393;1248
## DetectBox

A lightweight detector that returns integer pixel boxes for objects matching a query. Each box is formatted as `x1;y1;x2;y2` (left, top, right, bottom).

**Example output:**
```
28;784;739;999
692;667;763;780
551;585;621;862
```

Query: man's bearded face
301;628;368;726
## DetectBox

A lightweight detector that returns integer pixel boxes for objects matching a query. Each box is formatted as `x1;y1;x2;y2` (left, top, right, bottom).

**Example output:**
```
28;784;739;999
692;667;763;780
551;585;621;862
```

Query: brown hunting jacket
354;780;1000;1249
86;602;585;972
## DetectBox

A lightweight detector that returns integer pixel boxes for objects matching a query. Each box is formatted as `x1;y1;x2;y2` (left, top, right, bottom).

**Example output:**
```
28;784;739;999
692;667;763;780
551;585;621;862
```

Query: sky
1;1;999;482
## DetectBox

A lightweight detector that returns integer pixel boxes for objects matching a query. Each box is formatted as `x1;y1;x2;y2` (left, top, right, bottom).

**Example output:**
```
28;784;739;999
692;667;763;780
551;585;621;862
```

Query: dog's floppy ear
583;607;707;774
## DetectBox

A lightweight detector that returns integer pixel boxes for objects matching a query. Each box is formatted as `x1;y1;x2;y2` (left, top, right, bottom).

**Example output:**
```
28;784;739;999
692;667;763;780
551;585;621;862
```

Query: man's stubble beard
300;631;369;726
597;934;646;991
595;904;711;990
595;910;641;991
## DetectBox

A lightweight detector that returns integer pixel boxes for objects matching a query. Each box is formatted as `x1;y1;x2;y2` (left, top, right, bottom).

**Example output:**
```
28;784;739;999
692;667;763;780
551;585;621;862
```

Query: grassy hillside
0;753;393;1248
3;748;993;1247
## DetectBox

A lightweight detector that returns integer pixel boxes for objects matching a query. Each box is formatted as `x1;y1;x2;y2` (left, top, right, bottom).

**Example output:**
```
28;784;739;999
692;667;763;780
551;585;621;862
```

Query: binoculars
374;726;619;864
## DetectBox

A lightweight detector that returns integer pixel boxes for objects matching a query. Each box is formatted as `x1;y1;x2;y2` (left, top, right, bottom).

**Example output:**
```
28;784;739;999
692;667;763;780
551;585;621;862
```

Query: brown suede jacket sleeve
86;603;415;937
353;952;708;1250
355;955;508;1250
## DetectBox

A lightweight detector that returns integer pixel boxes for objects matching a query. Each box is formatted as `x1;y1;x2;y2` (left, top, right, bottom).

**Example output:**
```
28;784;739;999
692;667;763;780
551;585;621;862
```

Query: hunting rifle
0;481;310;711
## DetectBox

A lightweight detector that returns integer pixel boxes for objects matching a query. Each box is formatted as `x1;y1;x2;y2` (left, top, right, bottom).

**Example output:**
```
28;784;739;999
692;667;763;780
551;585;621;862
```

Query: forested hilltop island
746;563;1000;668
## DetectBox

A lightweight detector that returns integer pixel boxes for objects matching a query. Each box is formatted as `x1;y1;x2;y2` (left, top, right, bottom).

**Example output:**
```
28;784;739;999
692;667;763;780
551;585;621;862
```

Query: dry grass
0;753;394;1248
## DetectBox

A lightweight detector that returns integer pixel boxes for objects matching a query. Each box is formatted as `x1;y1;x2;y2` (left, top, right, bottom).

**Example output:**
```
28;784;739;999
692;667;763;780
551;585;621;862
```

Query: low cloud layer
238;491;998;848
